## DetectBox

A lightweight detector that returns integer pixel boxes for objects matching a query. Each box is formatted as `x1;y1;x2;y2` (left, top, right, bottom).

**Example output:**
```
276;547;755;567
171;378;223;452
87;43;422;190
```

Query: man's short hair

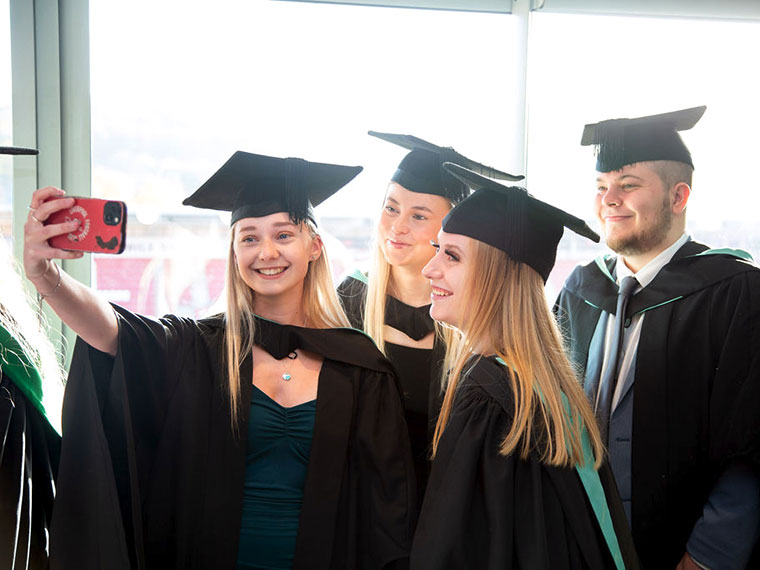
644;160;694;189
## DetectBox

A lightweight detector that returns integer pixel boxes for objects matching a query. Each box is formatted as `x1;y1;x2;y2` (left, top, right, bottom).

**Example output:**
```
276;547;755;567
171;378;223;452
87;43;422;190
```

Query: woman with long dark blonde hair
410;163;639;569
338;132;521;500
23;151;416;569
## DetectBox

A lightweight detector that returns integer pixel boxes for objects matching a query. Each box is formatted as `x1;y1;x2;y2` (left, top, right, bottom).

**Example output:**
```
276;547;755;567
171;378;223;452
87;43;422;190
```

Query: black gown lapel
384;297;434;341
253;316;394;375
221;351;253;565
292;363;354;569
564;256;618;315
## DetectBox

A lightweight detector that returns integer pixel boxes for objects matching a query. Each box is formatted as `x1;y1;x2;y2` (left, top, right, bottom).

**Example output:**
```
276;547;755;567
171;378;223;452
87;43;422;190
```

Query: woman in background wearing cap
23;152;416;570
409;164;639;569
338;132;522;501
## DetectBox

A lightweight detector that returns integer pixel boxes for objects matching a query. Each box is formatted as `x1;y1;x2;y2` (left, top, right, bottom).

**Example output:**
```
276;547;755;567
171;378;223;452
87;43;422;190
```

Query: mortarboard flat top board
441;162;599;282
0;146;39;156
369;130;523;204
182;151;363;226
581;105;706;173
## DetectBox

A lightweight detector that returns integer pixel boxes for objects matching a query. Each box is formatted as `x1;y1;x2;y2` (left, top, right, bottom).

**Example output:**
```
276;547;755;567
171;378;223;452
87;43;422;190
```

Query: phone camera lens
103;202;122;226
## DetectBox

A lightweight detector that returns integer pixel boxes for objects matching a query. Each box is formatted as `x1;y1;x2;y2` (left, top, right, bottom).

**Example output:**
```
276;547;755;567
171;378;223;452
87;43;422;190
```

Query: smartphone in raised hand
46;197;127;254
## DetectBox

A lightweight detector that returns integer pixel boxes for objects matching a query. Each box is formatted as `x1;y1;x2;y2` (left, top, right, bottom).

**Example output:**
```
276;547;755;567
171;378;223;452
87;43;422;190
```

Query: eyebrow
237;221;297;233
440;243;464;255
596;173;645;184
385;196;434;213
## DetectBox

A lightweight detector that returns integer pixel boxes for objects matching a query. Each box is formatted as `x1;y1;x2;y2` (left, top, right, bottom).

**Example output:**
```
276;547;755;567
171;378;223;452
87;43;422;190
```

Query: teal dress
236;385;316;570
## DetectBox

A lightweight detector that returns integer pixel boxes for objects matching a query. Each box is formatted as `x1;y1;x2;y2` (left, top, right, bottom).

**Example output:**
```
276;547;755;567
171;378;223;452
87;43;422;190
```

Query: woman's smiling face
422;229;471;328
232;212;321;302
378;182;452;272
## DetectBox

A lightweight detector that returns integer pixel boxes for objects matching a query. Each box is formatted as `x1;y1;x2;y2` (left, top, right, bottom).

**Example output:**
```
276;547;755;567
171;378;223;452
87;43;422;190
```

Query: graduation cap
182;151;363;226
441;162;599;282
581;106;706;173
0;146;39;155
369;131;523;204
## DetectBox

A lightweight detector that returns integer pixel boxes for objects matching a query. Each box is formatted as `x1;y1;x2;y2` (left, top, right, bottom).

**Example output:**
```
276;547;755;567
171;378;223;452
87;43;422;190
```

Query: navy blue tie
595;275;638;443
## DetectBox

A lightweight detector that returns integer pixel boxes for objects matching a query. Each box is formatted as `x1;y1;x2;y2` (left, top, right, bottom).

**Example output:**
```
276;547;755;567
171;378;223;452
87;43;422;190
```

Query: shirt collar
616;232;690;289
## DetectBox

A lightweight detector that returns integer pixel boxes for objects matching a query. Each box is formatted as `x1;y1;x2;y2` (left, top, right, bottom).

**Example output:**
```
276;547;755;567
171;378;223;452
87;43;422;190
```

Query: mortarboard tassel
285;157;310;225
594;118;628;174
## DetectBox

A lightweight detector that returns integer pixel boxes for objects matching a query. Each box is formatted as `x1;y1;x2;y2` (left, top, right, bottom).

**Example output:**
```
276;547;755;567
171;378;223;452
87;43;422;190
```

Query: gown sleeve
707;269;760;472
49;305;206;570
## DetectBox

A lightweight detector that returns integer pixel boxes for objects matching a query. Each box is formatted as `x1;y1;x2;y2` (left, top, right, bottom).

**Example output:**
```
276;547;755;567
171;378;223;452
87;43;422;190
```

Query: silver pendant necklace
281;350;298;381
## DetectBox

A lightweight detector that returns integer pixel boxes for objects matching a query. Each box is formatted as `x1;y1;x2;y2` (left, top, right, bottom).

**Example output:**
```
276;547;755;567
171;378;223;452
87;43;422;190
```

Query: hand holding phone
46;197;127;254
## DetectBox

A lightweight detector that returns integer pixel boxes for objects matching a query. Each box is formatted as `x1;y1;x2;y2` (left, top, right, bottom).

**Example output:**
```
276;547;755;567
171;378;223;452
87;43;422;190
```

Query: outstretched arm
24;186;118;355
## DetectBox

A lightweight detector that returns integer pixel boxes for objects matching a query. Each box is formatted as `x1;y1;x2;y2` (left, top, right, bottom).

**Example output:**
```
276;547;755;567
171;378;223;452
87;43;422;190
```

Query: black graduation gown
0;374;59;570
554;241;760;567
337;275;444;501
49;305;416;569
410;357;639;569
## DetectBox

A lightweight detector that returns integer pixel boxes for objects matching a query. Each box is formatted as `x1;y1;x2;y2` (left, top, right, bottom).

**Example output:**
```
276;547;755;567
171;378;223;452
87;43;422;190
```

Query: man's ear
672;182;691;214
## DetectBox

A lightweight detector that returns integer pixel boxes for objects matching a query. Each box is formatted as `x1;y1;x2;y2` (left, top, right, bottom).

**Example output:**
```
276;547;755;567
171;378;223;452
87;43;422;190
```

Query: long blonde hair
224;220;349;427
433;240;604;469
363;235;393;354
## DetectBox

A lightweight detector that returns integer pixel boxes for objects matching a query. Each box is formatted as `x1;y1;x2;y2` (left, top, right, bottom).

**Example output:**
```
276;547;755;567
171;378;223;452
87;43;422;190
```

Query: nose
258;238;279;260
391;218;409;235
600;186;622;207
422;253;441;280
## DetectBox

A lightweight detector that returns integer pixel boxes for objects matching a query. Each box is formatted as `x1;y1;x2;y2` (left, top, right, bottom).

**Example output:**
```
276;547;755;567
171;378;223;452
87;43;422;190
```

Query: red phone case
47;197;127;254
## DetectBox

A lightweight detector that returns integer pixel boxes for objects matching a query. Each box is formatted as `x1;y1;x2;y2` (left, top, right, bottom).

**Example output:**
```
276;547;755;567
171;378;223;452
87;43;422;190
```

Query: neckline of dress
251;383;317;411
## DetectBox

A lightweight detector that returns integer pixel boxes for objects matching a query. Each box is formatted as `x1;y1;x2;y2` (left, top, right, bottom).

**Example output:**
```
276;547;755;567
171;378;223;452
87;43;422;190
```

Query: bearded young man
555;106;760;569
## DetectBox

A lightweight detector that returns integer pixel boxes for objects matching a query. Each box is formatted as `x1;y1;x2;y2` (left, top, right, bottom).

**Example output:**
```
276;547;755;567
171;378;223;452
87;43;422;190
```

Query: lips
255;267;288;277
431;286;452;299
603;212;632;222
386;238;409;249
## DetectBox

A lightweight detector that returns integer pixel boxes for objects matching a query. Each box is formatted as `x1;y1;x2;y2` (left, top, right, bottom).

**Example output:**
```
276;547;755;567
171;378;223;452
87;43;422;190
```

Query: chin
606;234;649;257
250;277;300;298
383;250;411;268
380;244;398;262
604;232;634;254
429;306;453;327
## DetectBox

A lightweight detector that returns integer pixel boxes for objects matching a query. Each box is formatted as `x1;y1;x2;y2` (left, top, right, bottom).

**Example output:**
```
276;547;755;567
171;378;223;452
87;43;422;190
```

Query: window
89;5;760;310
90;0;521;316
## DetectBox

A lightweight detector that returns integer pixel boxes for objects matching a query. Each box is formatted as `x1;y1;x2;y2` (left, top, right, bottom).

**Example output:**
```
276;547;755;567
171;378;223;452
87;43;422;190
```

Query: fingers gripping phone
47;197;127;254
